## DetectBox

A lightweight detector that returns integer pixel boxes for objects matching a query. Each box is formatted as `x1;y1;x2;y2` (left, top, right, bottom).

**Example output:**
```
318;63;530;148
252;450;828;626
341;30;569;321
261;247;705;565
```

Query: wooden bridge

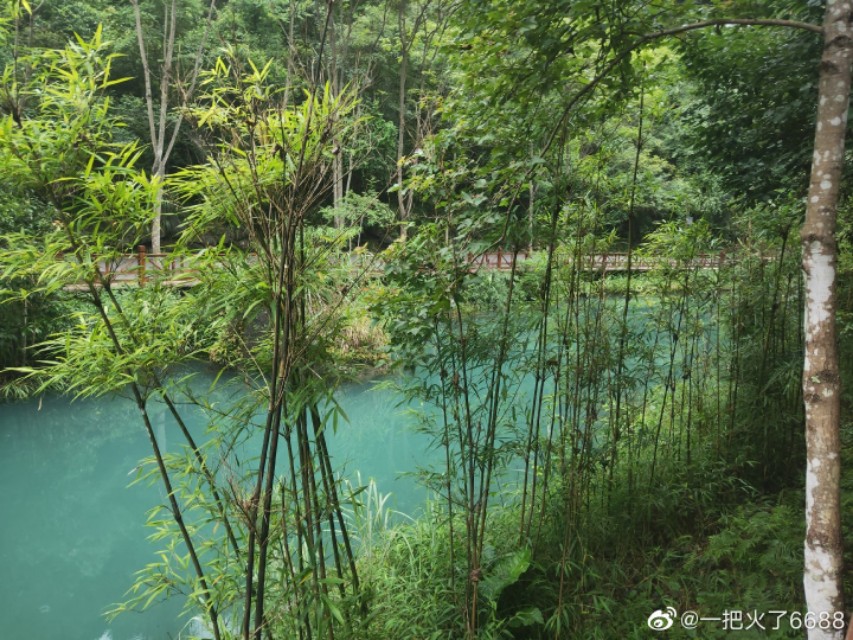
467;249;730;273
63;247;199;290
64;246;735;290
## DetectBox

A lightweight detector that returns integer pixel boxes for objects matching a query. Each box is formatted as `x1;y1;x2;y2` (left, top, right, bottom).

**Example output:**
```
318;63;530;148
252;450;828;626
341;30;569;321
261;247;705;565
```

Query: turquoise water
0;299;703;639
0;375;432;640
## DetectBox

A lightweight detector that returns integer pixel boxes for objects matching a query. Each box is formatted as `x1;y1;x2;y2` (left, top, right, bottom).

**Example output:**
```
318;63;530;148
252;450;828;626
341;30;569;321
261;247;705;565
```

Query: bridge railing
467;249;531;270
61;246;200;290
467;250;734;272
584;252;731;272
61;247;755;290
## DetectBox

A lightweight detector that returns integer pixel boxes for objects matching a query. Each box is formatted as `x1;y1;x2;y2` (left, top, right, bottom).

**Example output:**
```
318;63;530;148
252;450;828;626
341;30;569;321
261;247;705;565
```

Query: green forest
2;0;853;638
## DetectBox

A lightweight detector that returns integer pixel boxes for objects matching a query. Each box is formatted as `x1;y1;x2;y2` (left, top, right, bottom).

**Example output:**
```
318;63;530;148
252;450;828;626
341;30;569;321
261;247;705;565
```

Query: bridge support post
137;245;147;287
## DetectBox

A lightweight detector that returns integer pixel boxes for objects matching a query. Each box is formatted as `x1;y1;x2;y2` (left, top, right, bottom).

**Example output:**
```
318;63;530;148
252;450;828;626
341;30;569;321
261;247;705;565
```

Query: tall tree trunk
802;4;852;638
133;0;176;256
329;2;345;226
396;0;410;240
132;0;216;254
395;0;436;240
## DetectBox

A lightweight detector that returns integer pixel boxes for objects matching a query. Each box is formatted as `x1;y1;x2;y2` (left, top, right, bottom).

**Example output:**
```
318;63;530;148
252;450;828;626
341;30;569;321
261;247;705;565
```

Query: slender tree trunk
133;0;176;256
396;2;410;240
329;4;345;225
151;164;165;255
802;4;852;638
395;0;436;240
528;172;535;253
132;0;216;254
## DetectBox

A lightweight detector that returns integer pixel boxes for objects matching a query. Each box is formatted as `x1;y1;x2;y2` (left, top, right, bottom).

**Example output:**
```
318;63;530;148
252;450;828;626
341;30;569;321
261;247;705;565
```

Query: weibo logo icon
647;607;677;631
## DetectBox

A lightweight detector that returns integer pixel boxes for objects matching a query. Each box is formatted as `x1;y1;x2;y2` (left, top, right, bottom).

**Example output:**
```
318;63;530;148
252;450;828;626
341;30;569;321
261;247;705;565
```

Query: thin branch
662;17;822;35
542;17;822;157
165;0;218;162
156;0;178;168
131;0;158;151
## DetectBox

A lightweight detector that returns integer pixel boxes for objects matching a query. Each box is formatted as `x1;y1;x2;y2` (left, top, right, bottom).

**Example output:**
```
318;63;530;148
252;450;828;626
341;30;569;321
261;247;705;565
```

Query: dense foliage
2;1;852;639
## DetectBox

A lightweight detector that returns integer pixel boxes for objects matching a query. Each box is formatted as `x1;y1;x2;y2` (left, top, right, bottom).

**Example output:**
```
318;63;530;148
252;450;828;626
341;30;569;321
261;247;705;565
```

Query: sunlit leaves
178;66;362;245
0;26;131;216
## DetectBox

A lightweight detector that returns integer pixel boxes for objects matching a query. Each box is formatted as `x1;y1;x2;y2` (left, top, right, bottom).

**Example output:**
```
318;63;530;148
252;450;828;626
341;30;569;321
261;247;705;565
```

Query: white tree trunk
151;164;165;255
802;3;853;638
132;0;216;254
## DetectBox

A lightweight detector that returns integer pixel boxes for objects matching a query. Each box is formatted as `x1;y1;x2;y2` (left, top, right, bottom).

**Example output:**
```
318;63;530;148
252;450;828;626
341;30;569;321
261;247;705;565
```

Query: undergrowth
351;426;813;640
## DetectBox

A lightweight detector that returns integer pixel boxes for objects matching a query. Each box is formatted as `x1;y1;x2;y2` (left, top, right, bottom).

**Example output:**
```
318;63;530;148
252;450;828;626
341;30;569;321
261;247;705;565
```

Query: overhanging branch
652;17;822;37
543;17;822;155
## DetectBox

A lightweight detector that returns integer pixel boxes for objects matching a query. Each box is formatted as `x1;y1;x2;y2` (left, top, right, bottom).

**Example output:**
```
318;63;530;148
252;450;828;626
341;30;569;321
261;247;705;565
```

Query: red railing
63;247;745;290
467;250;734;272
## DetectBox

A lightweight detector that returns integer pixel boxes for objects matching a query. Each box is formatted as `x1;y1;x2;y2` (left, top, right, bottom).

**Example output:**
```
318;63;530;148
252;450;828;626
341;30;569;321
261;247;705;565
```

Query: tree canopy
2;1;853;639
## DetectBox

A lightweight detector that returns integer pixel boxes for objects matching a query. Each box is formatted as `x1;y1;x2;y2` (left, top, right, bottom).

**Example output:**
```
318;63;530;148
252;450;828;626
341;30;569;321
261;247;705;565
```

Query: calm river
0;373;432;640
0;299;680;639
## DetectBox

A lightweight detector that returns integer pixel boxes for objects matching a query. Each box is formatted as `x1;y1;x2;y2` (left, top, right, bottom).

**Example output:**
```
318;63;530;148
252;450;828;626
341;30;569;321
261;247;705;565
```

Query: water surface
0;375;429;640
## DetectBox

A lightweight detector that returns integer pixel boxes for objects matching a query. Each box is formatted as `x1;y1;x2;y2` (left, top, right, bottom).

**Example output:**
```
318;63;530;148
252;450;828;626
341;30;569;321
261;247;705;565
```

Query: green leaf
507;607;544;628
480;547;531;602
